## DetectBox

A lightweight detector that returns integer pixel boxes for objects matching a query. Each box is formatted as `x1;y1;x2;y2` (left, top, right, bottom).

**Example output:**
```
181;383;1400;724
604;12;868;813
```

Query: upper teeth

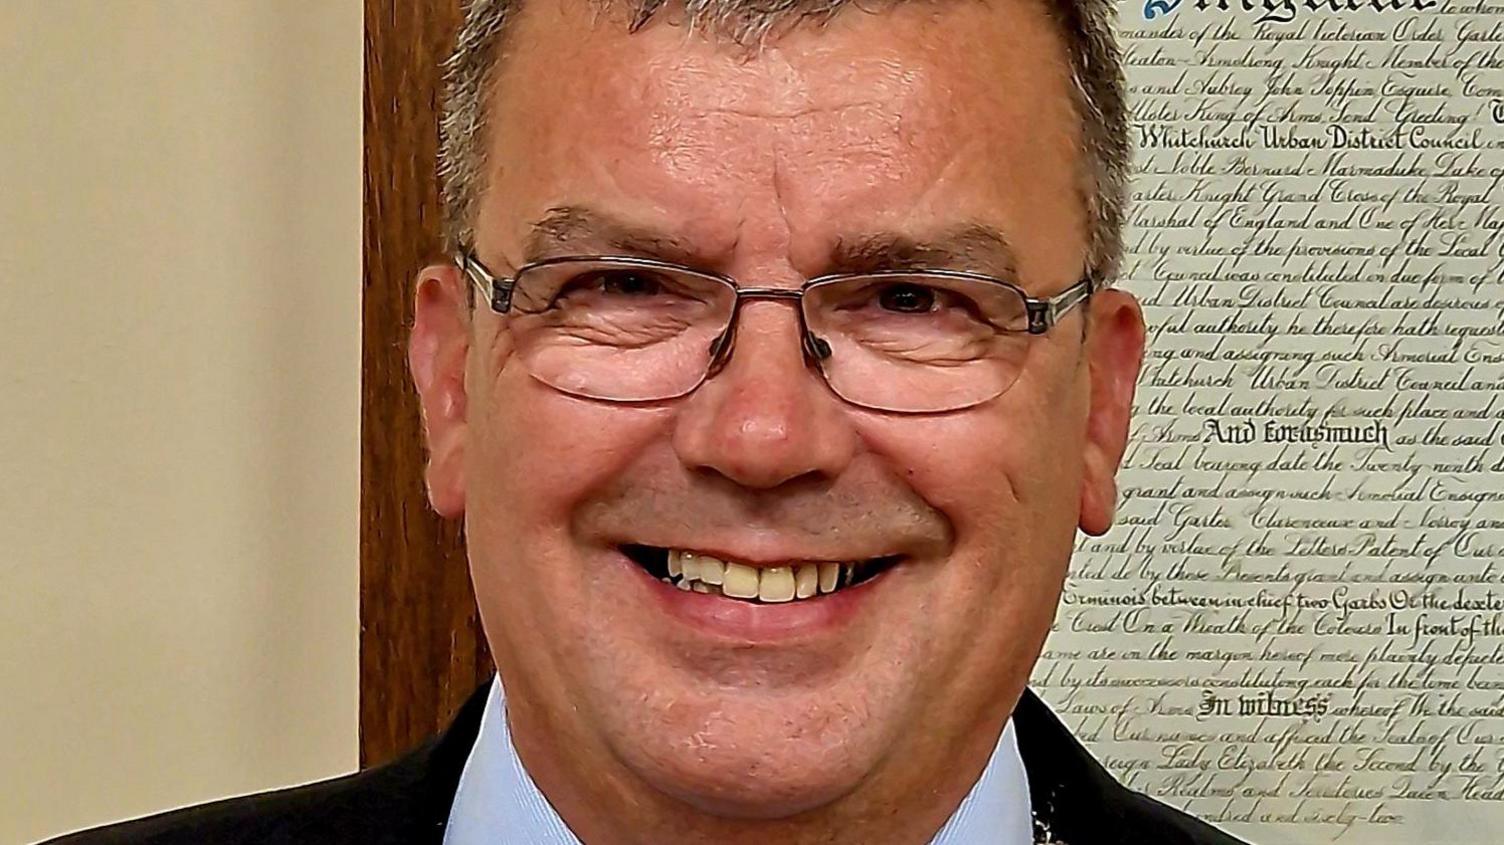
666;549;852;603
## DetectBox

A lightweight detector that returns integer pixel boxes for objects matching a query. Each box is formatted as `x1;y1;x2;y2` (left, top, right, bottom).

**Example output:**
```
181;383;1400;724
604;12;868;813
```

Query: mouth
621;544;903;604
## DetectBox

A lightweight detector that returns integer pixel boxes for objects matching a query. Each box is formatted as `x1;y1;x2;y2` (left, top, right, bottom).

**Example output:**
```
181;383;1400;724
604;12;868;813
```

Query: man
49;0;1248;842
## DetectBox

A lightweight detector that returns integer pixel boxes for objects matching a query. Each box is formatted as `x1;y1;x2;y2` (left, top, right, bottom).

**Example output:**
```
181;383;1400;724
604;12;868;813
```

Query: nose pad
803;332;832;362
706;329;735;379
704;313;830;382
706;330;829;380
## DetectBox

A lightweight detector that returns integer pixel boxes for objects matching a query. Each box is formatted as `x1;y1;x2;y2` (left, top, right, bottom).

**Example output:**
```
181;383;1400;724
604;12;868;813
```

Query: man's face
412;0;1142;832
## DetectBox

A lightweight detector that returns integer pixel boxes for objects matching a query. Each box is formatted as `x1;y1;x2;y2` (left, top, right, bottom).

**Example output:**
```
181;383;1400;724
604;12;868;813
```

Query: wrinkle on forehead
700;100;882;120
627;88;915;260
644;43;925;122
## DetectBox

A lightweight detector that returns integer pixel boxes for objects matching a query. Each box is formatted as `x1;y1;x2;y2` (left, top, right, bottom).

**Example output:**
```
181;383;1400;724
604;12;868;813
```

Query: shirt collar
445;676;1032;844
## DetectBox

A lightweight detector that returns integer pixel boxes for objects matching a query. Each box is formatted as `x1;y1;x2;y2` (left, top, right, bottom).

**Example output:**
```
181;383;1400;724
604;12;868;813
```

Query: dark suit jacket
45;682;1248;844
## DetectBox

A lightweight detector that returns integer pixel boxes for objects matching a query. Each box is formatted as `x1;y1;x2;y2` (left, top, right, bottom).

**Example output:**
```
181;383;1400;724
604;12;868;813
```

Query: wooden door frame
360;0;490;768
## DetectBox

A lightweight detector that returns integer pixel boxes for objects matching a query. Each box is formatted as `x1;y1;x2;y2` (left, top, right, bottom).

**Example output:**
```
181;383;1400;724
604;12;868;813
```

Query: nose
672;299;858;490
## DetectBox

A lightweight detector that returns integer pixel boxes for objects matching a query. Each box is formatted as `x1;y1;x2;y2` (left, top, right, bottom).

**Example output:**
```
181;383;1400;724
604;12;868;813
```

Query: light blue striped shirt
445;677;1032;844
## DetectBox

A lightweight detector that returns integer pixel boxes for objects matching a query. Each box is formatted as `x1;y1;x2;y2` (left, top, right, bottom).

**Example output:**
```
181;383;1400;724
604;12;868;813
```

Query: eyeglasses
456;252;1094;414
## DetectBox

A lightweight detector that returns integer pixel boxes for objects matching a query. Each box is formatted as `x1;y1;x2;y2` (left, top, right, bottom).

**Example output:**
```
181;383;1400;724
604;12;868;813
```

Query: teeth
662;550;883;603
759;567;796;603
794;564;819;599
818;562;840;593
697;556;725;585
722;562;761;599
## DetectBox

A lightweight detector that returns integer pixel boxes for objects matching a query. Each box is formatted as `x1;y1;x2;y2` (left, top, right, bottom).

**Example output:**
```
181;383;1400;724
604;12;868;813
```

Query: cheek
466;342;669;529
858;355;1089;655
863;388;1084;539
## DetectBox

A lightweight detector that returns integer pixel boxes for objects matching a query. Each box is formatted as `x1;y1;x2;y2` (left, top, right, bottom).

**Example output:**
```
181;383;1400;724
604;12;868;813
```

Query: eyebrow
522;204;1018;278
523;205;703;266
829;225;1018;278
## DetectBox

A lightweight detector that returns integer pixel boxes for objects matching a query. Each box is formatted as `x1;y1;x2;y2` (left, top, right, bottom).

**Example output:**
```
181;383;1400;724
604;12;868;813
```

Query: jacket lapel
1013;689;1248;845
349;682;491;845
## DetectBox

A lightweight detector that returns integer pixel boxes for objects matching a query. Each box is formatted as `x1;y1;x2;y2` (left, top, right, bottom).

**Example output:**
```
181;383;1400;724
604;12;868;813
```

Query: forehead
480;0;1084;279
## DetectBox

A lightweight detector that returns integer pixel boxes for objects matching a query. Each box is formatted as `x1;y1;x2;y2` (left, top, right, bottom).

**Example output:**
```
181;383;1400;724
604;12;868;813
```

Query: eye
594;270;662;296
877;283;937;313
550;269;669;306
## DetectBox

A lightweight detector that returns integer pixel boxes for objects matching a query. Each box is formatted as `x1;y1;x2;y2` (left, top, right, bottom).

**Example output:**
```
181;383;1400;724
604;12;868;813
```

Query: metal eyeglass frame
457;251;1094;332
454;251;1096;402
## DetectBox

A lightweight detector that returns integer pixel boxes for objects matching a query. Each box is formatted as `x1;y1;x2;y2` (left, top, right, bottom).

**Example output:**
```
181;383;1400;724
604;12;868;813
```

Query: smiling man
48;0;1248;843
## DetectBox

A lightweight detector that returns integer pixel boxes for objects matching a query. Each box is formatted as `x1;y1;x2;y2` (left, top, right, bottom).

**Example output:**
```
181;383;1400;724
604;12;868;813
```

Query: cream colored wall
0;2;361;841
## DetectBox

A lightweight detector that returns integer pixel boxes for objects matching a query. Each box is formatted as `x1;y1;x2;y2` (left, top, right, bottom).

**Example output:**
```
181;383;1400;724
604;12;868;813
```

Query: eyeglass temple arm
455;251;517;313
1024;275;1095;334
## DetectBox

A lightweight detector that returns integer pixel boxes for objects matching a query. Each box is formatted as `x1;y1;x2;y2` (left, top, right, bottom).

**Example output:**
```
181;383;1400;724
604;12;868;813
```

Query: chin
630;737;879;820
600;688;895;820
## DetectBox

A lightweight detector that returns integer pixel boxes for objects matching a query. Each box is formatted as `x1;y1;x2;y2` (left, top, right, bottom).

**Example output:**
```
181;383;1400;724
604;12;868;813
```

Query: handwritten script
1032;6;1504;844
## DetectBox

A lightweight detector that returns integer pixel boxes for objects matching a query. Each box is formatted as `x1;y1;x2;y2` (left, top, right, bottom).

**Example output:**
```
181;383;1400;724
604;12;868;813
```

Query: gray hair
438;0;1129;283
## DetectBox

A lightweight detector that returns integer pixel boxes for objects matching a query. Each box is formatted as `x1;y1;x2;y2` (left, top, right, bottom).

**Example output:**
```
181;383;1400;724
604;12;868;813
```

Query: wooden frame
361;0;490;768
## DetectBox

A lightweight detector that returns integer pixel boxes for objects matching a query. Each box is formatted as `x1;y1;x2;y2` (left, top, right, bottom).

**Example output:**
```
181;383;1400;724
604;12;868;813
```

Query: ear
408;263;472;518
1078;288;1146;536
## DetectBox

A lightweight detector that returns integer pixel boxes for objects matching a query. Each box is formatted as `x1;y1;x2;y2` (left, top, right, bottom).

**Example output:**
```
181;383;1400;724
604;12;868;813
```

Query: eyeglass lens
505;260;1034;413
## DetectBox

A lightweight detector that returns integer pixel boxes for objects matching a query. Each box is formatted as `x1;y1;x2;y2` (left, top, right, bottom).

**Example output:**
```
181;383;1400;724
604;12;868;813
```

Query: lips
621;544;903;603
